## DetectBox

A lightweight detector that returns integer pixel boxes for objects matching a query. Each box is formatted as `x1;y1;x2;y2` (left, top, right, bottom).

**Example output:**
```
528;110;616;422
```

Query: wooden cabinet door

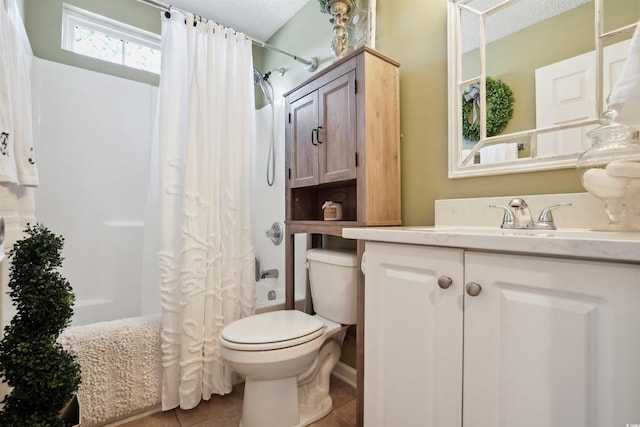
289;91;319;188
363;242;464;427
318;70;357;184
464;251;640;427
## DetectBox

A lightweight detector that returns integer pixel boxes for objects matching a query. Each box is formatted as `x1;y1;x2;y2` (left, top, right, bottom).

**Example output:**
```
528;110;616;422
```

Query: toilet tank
306;249;357;325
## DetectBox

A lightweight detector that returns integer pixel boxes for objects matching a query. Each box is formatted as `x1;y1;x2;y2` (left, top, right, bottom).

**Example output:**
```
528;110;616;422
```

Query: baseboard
105;404;162;426
331;361;357;388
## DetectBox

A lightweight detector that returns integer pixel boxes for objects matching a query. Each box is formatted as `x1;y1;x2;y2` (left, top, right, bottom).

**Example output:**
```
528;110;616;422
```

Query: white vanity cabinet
363;242;640;427
363;242;464;427
464;251;640;427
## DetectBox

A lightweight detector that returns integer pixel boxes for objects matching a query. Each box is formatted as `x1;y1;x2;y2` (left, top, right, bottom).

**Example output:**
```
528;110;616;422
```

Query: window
62;4;161;74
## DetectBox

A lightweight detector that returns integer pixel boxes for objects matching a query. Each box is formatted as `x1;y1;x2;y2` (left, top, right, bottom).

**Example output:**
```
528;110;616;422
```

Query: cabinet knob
437;275;453;289
465;282;482;297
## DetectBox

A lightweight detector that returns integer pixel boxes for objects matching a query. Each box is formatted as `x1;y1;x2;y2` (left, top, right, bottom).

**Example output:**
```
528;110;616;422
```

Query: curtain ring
164;4;172;19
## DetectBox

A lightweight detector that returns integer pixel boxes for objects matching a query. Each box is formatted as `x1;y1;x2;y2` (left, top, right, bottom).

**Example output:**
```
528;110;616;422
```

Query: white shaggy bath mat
58;315;162;426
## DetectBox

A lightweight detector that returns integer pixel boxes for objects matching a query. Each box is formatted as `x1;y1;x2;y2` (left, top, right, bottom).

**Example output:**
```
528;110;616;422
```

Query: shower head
253;68;274;106
253;67;286;86
253;68;264;86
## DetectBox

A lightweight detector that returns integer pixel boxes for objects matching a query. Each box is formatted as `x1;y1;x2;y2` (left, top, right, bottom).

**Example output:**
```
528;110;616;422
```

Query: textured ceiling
166;0;312;41
166;0;593;48
461;0;591;52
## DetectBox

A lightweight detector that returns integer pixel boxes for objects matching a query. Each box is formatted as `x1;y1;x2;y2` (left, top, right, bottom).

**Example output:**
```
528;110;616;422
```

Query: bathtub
255;279;306;314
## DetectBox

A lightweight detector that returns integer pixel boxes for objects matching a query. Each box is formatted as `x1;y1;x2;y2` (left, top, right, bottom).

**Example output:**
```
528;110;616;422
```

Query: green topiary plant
0;224;81;427
318;0;356;13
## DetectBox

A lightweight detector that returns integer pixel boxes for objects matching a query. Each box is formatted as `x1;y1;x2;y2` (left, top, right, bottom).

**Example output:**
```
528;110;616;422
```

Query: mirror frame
447;0;635;178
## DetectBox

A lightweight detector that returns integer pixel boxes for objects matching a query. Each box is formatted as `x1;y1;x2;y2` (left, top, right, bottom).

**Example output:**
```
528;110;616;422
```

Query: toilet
219;248;357;427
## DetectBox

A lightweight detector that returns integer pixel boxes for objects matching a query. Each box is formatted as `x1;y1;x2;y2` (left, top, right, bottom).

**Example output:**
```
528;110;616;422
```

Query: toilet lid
221;310;325;351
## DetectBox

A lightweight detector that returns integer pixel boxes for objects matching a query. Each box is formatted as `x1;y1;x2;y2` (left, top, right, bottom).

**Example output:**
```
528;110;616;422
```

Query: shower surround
27;57;301;328
27;57;156;327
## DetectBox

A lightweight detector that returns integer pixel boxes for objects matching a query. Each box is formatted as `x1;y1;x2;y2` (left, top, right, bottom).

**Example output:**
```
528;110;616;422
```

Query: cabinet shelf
286;220;361;237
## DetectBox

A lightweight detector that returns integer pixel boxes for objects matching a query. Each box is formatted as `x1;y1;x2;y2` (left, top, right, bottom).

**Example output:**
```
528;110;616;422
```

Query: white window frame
61;3;161;74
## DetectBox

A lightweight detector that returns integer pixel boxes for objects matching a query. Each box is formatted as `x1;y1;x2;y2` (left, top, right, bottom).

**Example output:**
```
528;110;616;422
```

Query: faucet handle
489;204;515;229
536;203;572;230
265;222;283;245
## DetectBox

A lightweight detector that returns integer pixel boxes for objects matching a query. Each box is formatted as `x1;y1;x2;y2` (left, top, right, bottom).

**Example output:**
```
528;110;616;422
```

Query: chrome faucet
490;198;572;230
508;197;534;229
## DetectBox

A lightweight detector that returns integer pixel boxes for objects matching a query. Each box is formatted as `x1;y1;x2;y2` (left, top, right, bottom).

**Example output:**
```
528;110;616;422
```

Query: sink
344;194;640;263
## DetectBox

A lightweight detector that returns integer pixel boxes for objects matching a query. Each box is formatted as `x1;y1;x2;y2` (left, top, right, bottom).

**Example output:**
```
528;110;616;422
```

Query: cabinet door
318;70;357;184
289;91;319;188
364;242;463;427
464;251;640;427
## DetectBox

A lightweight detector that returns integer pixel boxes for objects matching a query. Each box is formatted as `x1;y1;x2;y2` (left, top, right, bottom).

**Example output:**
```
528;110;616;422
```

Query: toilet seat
221;310;325;351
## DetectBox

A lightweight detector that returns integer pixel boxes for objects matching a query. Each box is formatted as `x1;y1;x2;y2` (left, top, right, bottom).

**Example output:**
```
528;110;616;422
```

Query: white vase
326;0;352;59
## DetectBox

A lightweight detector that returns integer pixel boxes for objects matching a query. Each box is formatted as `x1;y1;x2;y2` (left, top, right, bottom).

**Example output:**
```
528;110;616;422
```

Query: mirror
447;0;640;178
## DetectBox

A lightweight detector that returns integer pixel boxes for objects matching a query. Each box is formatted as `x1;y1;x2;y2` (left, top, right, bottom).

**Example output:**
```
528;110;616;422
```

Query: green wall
263;0;603;226
25;0;161;85
21;0;640;223
24;0;594;226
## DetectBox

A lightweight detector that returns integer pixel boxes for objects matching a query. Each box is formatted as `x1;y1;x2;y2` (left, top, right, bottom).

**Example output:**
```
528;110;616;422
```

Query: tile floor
119;376;356;427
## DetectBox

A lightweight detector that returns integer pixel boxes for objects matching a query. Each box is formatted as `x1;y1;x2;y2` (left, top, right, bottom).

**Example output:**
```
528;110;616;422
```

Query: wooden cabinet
289;71;356;188
284;46;401;226
284;47;401;427
363;242;640;427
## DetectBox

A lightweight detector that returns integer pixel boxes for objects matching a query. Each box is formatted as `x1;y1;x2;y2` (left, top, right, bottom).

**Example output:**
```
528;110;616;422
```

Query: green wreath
462;77;514;142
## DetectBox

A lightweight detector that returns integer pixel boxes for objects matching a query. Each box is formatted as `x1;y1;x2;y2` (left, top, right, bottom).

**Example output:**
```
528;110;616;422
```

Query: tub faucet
260;269;279;279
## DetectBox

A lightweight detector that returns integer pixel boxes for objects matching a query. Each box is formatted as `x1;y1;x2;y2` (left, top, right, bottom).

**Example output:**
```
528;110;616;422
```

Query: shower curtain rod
137;0;318;72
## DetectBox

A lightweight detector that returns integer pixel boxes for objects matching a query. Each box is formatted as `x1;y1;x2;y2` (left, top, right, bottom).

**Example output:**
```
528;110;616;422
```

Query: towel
0;5;19;184
0;0;38;186
608;21;640;128
582;167;629;199
479;143;518;164
0;184;35;249
0;2;38;328
461;149;475;165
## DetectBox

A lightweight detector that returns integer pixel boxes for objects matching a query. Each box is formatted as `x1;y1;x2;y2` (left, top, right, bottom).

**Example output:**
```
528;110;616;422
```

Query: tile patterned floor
119;376;356;427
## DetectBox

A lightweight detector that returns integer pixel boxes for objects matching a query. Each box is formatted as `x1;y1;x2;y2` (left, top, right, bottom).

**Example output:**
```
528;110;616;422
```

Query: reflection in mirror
448;0;640;178
460;9;480;80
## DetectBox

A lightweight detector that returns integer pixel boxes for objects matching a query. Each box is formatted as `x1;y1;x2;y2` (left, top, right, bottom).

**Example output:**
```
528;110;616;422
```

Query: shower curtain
153;11;256;410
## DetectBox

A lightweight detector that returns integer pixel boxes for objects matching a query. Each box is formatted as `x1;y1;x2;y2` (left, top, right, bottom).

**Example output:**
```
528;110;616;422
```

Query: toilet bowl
219;248;357;427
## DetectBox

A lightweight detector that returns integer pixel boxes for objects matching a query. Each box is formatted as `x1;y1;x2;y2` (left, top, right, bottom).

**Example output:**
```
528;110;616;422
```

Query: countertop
342;226;640;263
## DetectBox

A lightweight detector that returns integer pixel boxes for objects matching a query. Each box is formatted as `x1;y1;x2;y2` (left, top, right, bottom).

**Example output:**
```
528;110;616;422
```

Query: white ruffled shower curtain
152;11;256;410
